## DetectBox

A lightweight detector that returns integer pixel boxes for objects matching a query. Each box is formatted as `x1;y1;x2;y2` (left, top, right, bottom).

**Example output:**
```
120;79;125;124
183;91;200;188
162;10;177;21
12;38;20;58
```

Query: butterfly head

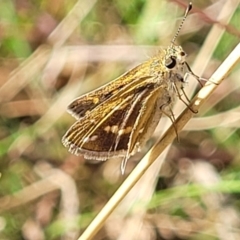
164;45;187;70
164;1;192;71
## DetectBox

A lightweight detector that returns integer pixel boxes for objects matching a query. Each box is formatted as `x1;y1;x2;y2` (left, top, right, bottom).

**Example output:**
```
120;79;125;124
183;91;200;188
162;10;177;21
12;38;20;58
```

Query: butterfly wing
67;60;154;120
62;78;168;162
120;85;169;171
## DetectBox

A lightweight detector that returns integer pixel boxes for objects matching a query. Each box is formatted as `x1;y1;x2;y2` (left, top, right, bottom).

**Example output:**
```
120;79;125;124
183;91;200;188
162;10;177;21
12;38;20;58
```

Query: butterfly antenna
171;2;192;46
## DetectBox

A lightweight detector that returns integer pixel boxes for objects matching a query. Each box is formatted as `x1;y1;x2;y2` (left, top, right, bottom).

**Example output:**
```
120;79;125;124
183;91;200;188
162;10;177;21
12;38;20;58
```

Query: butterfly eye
180;51;186;56
165;56;177;69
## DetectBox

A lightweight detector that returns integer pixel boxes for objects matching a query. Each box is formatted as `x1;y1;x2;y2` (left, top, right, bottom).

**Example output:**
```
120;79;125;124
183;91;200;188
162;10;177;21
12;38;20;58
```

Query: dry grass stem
186;105;240;130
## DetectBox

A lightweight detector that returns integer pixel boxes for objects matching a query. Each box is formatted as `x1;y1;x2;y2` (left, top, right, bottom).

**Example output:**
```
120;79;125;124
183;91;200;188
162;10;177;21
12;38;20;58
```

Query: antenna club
185;2;192;16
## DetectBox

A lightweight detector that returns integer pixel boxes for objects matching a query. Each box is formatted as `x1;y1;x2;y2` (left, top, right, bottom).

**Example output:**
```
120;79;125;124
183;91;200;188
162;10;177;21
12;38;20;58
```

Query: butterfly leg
173;82;198;114
160;97;179;141
184;62;203;87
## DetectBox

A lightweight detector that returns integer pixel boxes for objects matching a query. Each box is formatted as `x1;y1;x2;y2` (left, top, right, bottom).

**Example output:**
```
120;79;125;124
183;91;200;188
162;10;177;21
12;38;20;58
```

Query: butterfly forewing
67;56;165;120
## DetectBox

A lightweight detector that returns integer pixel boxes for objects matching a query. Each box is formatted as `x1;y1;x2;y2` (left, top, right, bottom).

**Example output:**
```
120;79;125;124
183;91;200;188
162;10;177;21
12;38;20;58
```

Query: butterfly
62;3;196;174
